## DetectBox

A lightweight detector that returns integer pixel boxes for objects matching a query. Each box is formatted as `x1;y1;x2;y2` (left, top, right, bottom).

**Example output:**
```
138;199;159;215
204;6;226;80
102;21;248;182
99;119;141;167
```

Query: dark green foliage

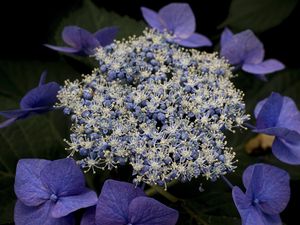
220;0;298;32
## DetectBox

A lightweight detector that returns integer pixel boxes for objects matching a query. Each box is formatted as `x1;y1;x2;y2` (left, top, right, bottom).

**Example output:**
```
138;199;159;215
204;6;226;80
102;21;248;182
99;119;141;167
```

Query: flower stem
147;185;180;203
244;122;256;129
221;175;234;189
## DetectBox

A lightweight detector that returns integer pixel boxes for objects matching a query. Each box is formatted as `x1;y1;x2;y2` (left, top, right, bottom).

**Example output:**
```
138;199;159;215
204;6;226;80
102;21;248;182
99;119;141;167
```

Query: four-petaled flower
141;3;212;47
81;179;179;225
45;26;118;56
253;92;300;165
0;71;60;128
14;158;98;225
220;28;285;80
232;163;290;225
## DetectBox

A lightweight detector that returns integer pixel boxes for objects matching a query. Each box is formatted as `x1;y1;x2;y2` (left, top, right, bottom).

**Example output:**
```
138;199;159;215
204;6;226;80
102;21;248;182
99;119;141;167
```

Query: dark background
0;0;300;224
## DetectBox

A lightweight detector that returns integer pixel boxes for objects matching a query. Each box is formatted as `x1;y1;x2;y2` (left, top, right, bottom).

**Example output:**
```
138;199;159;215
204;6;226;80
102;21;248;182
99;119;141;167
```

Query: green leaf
53;0;146;45
219;0;298;32
0;60;78;224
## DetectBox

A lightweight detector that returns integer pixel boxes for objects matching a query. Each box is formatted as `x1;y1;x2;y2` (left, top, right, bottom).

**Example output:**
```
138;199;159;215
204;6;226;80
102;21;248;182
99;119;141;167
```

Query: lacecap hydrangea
57;28;250;187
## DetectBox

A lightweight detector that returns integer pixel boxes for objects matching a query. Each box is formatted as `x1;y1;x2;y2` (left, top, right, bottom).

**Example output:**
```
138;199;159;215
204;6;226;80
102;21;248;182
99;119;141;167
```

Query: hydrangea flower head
0;71;60;128
14;158;98;225
81;179;178;225
141;3;212;47
232;163;290;225
45;26;118;56
220;28;285;80
253;92;300;165
57;28;249;187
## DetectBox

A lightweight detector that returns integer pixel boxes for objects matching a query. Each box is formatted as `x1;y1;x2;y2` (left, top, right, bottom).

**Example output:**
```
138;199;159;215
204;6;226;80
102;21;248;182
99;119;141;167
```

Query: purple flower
14;158;98;225
253;92;300;165
0;71;60;128
81;179;179;225
45;26;118;56
141;3;212;48
220;28;285;80
232;163;290;225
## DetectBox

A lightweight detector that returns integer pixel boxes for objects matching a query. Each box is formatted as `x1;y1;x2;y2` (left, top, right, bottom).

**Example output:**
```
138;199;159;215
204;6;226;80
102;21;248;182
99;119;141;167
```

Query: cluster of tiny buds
56;28;250;188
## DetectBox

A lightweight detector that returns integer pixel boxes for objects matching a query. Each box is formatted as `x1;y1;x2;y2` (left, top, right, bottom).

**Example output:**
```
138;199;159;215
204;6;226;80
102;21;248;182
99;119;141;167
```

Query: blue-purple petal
221;30;264;66
44;45;80;54
62;26;85;49
241;31;264;65
245;164;290;214
0;117;18;128
94;27;118;47
254;98;267;119
254;93;300;162
232;187;282;225
40;158;86;196
95;179;145;225
242;59;285;75
51;189;98;218
0;109;30;119
174;33;212;48
255;92;283;129
257;212;281;225
276;96;300;133
272;136;300;165
14;200;74;225
159;3;195;38
128;196;178;225
141;7;165;31
220;32;247;65
245;207;280;225
80;207;96;225
14;159;51;206
76;30;100;55
241;208;267;225
254;127;291;138
20;82;60;109
255;93;300;132
232;187;261;225
51;26;100;55
220;28;233;47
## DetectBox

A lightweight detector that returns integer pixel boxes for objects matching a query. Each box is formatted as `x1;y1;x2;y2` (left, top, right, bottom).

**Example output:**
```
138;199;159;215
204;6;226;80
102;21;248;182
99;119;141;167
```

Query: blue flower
58;28;249;186
253;92;300;165
14;158;98;225
220;28;285;80
80;179;178;225
45;26;118;56
141;3;212;47
0;71;60;128
232;163;290;225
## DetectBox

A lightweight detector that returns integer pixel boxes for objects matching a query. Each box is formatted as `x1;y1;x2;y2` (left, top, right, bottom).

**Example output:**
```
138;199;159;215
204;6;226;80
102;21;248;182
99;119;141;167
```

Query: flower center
50;194;58;202
253;198;260;204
